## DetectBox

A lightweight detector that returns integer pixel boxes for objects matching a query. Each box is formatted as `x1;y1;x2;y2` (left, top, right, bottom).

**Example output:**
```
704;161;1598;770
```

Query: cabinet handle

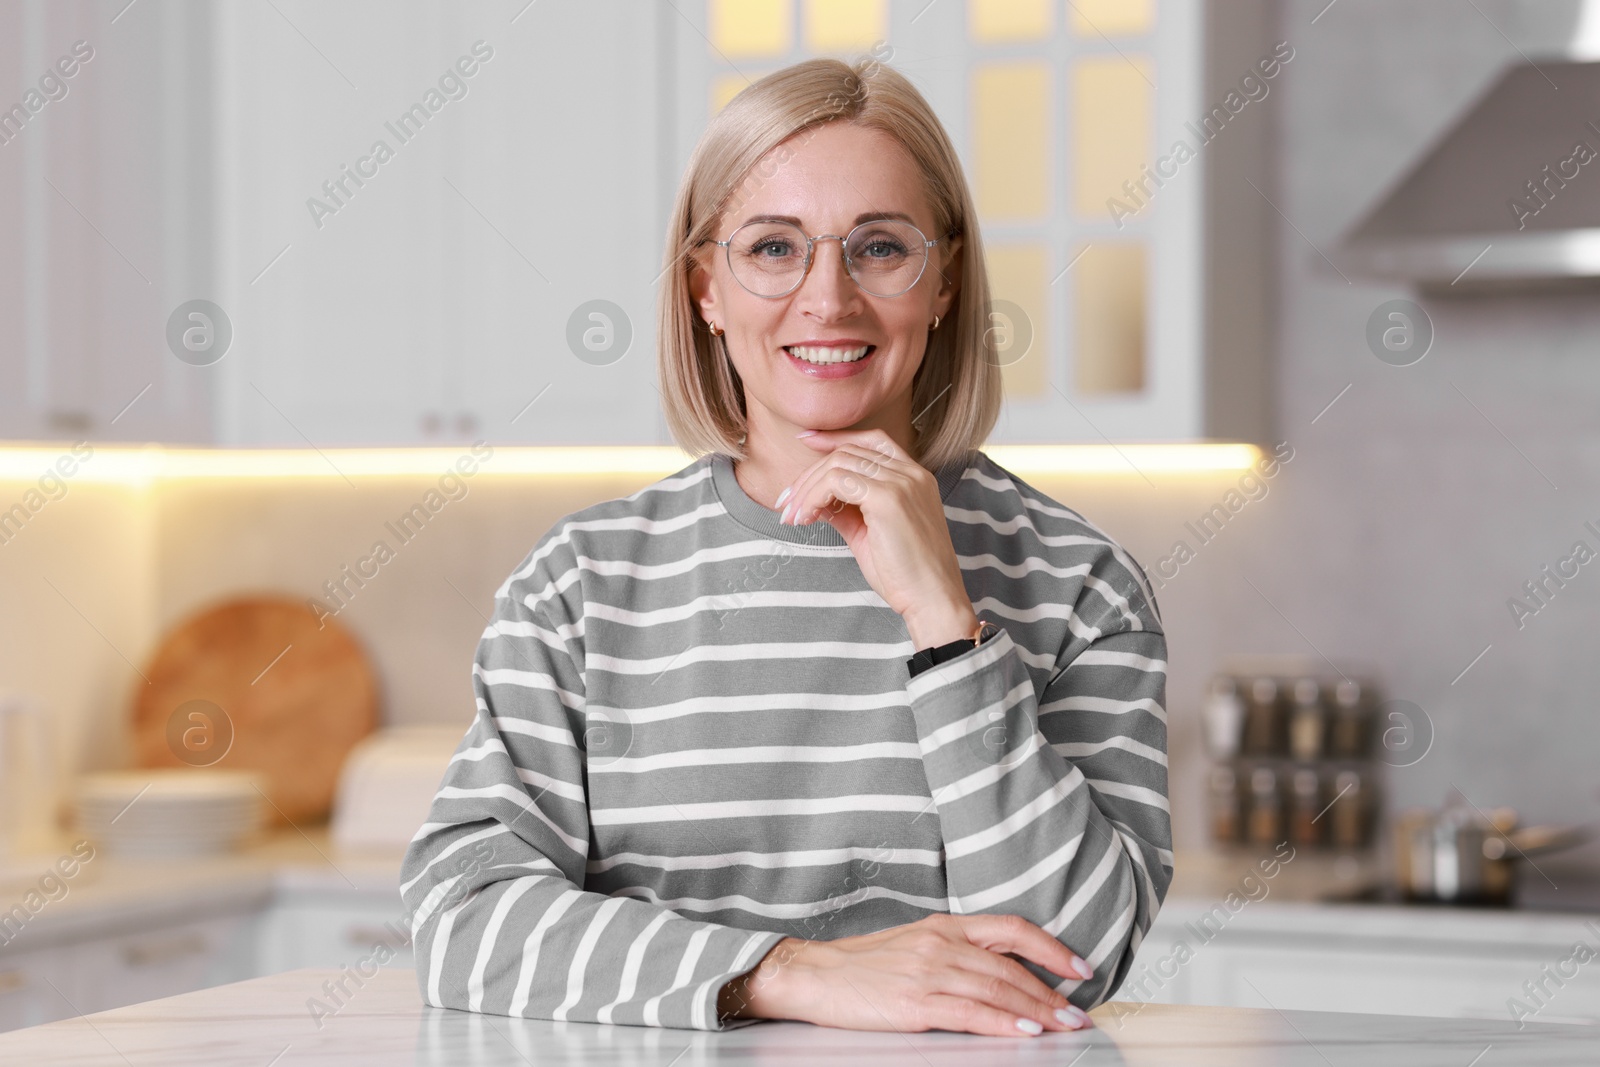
344;925;407;949
0;969;25;994
121;932;208;968
47;410;92;433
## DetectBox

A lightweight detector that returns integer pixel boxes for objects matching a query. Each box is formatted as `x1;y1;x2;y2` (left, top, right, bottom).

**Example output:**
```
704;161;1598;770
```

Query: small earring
708;321;724;336
929;315;941;331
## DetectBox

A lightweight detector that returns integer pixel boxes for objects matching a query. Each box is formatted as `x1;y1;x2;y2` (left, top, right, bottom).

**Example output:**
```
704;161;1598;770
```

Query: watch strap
906;620;999;678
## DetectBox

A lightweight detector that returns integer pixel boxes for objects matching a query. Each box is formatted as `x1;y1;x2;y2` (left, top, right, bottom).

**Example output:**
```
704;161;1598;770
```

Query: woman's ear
688;247;719;327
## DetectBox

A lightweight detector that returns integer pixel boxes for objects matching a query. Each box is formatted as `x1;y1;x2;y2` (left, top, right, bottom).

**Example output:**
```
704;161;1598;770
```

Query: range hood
1335;59;1600;294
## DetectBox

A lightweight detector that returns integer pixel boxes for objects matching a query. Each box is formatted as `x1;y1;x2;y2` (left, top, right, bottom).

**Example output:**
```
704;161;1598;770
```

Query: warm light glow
0;443;1262;483
986;443;1260;474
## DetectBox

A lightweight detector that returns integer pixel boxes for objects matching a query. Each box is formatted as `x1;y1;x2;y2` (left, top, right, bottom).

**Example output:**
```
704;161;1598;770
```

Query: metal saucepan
1393;799;1592;906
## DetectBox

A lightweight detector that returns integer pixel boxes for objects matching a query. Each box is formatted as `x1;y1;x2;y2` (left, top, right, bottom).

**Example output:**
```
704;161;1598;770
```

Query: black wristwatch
906;620;1001;678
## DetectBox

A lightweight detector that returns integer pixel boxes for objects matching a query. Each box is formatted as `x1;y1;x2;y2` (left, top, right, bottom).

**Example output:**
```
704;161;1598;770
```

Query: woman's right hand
719;913;1095;1037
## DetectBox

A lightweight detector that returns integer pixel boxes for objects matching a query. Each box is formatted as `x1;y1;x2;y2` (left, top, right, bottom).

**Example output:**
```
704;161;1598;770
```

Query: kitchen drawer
70;912;258;1017
255;895;413;976
0;943;91;1032
1184;941;1600;1023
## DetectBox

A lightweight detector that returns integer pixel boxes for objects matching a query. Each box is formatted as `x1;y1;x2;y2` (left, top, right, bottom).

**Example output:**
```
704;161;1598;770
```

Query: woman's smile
783;339;878;378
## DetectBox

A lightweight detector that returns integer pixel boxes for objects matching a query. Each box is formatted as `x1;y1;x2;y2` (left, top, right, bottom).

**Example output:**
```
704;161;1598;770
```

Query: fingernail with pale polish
775;486;791;507
1055;1006;1091;1029
1073;955;1094;979
1015;1017;1043;1035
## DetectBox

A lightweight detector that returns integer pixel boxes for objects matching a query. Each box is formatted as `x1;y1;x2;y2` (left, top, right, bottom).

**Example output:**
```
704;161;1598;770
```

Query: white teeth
787;345;871;365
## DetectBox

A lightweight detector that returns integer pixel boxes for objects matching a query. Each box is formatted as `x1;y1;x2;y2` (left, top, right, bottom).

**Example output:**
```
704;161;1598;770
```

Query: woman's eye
859;239;907;259
751;240;797;258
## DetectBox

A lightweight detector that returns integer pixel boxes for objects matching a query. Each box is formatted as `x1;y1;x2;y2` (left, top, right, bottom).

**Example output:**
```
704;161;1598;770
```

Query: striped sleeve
905;544;1171;1008
398;529;786;1031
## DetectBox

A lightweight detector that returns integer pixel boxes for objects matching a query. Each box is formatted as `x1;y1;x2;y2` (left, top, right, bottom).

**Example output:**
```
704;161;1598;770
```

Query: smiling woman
400;56;1171;1039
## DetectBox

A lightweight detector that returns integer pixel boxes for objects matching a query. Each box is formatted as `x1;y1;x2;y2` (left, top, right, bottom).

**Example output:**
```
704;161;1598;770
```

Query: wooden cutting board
131;596;379;825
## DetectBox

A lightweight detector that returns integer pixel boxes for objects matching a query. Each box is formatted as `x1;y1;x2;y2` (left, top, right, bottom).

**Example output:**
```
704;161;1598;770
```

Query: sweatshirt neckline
709;446;975;546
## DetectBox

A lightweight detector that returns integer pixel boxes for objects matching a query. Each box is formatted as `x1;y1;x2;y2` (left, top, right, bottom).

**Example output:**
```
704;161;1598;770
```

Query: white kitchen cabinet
0;910;256;1030
1135;900;1600;1025
0;940;87;1032
0;2;221;444
1189;941;1600;1023
0;893;407;1033
210;0;668;448
73;912;259;1016
254;890;413;976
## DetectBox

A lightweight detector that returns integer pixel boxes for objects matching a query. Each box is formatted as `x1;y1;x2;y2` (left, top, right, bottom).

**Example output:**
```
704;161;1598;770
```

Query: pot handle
1486;823;1594;859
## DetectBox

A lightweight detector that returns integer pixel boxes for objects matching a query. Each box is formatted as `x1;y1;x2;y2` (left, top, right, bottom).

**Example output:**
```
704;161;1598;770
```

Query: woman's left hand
781;428;978;648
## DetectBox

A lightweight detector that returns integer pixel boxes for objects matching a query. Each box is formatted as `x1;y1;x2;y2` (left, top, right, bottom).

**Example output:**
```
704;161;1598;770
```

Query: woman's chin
772;406;876;434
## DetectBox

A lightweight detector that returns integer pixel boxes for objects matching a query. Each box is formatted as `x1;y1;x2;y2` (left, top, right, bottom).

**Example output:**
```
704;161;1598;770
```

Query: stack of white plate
75;770;265;859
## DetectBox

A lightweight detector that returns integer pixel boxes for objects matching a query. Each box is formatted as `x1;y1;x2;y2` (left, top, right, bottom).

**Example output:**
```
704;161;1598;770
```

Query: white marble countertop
0;966;1596;1065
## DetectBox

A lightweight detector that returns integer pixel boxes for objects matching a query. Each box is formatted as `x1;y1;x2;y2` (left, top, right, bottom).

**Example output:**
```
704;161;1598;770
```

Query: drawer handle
0;969;25;994
344;925;406;949
121;933;208;968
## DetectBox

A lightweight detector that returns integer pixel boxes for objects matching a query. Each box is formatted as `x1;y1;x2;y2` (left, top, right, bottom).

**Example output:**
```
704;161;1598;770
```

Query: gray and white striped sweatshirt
400;448;1172;1031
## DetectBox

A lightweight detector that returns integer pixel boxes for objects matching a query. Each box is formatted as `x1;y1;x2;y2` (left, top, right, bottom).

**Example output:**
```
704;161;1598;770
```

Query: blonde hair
656;56;1001;471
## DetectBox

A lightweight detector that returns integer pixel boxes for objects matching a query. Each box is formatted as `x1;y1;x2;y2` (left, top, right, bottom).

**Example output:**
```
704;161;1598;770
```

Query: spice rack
1203;664;1382;851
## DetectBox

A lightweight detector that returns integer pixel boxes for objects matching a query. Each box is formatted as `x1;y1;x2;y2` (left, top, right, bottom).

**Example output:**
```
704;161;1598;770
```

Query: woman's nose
795;237;859;316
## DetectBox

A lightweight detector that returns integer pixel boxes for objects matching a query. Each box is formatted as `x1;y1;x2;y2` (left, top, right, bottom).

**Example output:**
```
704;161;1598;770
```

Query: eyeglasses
713;218;949;299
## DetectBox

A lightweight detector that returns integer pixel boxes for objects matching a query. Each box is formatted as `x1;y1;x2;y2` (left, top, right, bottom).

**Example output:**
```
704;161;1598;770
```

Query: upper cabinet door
0;1;219;444
212;0;668;447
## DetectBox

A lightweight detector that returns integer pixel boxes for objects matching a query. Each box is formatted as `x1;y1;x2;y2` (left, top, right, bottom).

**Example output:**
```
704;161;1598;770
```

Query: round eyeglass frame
712;219;952;299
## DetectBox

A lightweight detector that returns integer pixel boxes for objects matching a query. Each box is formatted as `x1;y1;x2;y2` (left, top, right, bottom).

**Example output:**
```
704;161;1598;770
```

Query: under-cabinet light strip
0;443;1261;482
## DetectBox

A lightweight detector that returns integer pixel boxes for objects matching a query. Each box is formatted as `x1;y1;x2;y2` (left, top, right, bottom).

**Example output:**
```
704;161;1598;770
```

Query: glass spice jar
1209;765;1242;844
1329;768;1370;849
1288;677;1326;761
1243;677;1285;756
1329;680;1371;758
1248;765;1284;845
1290;766;1323;846
1202;675;1245;759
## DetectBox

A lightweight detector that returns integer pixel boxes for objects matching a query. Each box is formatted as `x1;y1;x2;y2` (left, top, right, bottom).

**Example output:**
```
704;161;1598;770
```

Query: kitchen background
3;0;1600;1031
